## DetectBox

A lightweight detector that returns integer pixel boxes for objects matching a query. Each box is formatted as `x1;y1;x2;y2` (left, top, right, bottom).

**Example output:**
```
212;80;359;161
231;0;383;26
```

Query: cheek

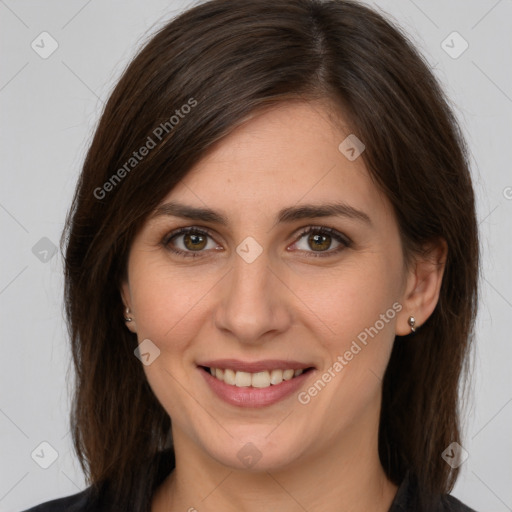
298;255;401;349
301;256;401;409
127;262;215;425
129;259;216;355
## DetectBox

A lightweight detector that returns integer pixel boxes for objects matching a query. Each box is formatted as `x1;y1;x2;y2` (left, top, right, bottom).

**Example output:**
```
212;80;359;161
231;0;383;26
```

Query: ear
396;238;448;335
120;279;138;334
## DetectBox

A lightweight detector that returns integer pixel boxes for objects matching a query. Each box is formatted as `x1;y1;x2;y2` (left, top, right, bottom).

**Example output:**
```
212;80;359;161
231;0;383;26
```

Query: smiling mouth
199;366;314;388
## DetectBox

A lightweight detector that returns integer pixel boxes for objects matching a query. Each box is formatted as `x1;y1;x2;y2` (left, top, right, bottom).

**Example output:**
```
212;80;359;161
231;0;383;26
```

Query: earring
407;316;416;333
124;307;133;322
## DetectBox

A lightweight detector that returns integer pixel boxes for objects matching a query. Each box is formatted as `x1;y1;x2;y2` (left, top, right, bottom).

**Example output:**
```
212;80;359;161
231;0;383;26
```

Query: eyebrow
151;200;372;226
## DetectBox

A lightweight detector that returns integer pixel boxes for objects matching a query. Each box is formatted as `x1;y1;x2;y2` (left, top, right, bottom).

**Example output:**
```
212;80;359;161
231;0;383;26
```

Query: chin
201;428;310;473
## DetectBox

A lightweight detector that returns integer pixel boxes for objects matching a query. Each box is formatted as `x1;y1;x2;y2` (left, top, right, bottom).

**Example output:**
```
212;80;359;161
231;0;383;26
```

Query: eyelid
293;225;352;247
161;226;214;246
161;224;352;258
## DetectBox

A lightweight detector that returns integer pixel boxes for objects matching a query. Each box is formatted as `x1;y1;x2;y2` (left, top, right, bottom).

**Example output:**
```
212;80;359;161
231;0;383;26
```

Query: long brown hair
61;0;479;510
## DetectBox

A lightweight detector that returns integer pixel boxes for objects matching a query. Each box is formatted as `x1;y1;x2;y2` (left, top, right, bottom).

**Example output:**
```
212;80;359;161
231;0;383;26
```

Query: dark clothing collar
22;448;477;512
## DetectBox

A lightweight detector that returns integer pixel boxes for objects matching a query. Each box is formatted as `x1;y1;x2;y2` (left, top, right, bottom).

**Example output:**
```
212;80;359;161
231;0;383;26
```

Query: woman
22;0;479;510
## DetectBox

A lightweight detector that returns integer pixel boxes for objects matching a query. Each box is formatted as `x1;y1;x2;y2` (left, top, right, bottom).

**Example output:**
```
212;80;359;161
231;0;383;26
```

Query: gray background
1;1;511;510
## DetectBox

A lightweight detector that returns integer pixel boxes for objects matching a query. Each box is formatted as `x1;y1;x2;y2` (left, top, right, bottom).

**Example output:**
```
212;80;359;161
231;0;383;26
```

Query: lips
197;359;315;407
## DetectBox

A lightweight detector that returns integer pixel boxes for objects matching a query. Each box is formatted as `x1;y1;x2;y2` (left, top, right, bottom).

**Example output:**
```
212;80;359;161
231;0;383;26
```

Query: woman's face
122;101;415;471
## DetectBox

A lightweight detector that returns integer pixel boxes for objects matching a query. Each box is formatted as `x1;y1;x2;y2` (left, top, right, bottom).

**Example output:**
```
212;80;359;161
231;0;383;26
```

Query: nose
213;247;293;345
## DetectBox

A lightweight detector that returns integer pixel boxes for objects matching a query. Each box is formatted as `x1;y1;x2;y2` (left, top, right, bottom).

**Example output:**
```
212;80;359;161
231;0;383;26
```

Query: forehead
157;101;391;226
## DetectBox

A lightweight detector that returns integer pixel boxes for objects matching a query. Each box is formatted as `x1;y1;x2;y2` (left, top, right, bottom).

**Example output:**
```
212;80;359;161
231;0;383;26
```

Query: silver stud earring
407;316;416;333
124;307;133;322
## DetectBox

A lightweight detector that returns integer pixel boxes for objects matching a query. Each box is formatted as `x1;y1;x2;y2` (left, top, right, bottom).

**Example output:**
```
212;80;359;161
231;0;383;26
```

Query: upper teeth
209;368;304;388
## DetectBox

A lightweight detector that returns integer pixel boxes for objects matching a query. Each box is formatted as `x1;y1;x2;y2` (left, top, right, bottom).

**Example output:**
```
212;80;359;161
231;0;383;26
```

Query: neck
152;419;398;512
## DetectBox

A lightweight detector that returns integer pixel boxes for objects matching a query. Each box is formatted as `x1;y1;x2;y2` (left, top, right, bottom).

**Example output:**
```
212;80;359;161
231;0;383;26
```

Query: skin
121;100;446;512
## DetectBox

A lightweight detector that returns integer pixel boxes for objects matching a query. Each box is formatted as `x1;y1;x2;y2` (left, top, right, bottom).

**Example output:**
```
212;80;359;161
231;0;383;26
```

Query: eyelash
161;226;352;259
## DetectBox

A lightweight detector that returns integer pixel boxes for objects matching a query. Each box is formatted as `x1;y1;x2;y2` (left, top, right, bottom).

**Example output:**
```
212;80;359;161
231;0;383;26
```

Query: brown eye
162;227;218;257
291;226;351;257
182;232;207;251
307;232;332;251
162;225;351;259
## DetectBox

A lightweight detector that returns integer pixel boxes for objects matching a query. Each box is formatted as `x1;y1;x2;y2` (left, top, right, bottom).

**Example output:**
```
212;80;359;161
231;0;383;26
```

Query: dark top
21;449;477;512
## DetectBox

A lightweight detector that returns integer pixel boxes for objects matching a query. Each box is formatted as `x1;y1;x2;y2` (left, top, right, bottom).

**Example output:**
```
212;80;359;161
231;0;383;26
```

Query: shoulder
438;493;478;512
389;471;478;512
19;486;100;512
19;448;175;512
